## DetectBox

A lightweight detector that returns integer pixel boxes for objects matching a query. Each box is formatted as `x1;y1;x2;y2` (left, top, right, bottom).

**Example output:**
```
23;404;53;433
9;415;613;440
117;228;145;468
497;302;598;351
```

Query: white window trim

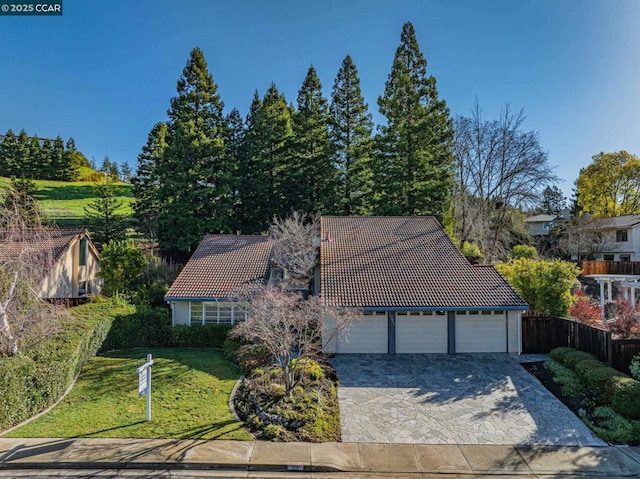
189;300;246;325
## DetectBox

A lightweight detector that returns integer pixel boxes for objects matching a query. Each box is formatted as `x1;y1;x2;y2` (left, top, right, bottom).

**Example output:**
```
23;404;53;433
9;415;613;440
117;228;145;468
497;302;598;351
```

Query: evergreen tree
120;161;133;182
329;55;374;215
131;122;168;240
0;130;19;177
50;136;66;180
156;47;233;260
2;177;40;225
15;130;30;177
100;156;112;175
289;66;337;215
40;138;54;179
238;85;294;233
224;108;244;227
539;185;567;216
84;175;128;250
27;135;42;179
374;22;454;221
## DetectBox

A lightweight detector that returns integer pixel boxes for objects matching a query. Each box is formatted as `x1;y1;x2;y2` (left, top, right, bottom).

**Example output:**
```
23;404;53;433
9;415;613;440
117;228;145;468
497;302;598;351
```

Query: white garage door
396;312;448;353
336;313;387;353
455;312;507;353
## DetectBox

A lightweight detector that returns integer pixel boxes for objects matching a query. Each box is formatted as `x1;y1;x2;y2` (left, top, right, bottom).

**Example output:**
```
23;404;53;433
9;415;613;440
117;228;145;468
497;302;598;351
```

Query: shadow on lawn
175;419;244;440
80;421;147;437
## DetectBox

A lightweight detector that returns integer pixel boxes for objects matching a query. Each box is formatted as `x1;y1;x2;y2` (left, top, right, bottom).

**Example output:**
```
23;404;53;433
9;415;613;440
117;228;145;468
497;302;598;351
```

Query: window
190;302;203;324
620;254;631;262
616;230;628;242
190;301;244;325
604;254;615;261
79;237;88;266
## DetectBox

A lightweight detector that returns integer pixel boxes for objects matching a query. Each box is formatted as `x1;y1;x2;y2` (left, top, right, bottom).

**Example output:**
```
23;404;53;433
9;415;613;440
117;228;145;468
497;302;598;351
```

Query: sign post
137;354;153;421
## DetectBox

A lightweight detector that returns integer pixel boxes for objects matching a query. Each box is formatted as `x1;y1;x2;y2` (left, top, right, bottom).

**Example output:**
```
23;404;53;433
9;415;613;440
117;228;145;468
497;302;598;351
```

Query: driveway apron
331;354;605;446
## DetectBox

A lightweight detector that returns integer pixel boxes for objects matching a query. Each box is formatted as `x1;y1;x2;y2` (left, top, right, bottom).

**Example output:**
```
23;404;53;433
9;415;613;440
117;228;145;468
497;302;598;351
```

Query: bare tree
269;211;319;289
453;101;557;262
0;191;60;356
231;286;359;394
558;216;612;260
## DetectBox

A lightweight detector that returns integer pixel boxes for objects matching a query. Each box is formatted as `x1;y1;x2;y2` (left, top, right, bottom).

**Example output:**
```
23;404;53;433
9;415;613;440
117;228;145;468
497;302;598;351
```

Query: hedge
0;299;134;431
0;298;234;432
612;378;640;420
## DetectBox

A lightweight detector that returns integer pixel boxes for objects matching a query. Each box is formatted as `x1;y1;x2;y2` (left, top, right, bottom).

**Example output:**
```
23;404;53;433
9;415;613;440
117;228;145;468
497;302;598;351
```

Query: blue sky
1;0;639;200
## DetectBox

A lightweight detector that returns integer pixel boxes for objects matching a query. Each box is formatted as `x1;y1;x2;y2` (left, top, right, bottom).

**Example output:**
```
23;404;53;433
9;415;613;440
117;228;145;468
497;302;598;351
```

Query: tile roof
320;216;528;310
0;228;86;264
165;235;275;299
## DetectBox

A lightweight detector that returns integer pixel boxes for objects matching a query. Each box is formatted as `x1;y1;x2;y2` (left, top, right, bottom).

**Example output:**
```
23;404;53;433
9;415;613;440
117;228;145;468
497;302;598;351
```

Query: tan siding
39;246;74;298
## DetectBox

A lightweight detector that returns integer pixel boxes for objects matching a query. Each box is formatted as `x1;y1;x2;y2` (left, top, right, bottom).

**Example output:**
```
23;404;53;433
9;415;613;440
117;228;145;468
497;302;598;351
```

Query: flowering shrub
608;298;640;339
570;290;605;329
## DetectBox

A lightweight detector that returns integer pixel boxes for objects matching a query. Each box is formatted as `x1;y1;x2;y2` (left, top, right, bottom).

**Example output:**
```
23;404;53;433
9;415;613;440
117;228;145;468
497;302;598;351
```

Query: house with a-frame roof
165;217;528;354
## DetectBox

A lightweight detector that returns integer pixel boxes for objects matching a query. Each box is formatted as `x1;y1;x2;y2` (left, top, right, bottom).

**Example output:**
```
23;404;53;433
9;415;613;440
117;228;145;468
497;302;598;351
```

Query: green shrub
169;324;232;348
292;358;325;380
562;350;597;370
100;305;171;351
512;244;538;259
585;406;637;444
544;359;585;397
612;378;640;420
582;366;627;404
0;299;134;431
574;359;607;381
549;347;575;364
496;259;581;316
631;354;640;381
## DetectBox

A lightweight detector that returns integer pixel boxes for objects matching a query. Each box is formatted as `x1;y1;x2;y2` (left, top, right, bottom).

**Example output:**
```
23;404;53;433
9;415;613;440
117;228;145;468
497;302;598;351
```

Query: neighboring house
580;214;640;261
524;214;557;236
0;229;101;299
165;217;528;354
165;235;275;326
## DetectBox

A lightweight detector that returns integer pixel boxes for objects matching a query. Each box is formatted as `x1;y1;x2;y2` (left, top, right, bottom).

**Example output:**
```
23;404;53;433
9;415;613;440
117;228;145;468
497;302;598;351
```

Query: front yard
4;348;252;440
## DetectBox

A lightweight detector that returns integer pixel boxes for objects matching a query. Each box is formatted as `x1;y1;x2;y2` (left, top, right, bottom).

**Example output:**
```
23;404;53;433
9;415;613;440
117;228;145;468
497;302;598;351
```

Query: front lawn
5;348;252;440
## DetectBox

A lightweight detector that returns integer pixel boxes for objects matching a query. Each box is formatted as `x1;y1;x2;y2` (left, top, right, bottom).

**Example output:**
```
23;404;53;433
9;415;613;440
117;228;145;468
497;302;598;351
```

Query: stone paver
331;354;606;446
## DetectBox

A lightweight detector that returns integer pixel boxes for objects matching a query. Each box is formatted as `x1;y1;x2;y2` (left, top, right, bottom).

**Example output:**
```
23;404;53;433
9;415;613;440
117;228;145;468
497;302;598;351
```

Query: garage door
396;312;448;353
336;313;387;353
455;312;507;353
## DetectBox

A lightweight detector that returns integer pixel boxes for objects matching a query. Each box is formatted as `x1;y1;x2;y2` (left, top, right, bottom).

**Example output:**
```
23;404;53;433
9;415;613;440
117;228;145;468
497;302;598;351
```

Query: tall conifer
374;22;454;221
329;55;374;215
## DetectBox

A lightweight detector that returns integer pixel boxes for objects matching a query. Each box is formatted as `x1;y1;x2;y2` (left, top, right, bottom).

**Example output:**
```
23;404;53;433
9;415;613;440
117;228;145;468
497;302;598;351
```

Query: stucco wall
507;310;521;354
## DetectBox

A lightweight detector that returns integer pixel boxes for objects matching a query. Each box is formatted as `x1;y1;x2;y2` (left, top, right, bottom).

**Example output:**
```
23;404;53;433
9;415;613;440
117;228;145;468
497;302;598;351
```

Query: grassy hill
0;171;133;226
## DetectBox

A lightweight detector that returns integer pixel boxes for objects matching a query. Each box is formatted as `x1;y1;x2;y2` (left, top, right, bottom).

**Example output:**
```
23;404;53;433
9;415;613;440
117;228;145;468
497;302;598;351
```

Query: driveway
331;354;605;446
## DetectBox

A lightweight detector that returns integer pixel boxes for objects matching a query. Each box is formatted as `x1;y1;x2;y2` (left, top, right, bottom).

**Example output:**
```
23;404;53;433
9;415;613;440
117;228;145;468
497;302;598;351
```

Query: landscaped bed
4;348;251;440
523;348;640;445
233;358;341;442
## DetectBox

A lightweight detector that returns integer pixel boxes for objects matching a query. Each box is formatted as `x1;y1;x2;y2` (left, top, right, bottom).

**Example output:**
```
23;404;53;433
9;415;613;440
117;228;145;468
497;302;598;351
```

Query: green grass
0;176;133;225
5;348;252;440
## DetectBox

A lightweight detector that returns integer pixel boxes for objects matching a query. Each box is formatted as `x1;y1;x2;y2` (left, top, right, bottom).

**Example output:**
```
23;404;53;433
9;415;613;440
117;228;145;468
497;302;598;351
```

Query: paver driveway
331;354;605;446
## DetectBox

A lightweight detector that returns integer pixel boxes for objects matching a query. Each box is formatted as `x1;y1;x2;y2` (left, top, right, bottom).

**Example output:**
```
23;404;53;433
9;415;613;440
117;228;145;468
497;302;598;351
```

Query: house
582;214;640;262
165;217;528;354
165;235;274;326
524;214;558;236
0;229;101;299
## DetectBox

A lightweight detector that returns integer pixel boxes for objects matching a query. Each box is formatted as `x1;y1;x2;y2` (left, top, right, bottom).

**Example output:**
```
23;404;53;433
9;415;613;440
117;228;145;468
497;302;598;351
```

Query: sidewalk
1;439;640;477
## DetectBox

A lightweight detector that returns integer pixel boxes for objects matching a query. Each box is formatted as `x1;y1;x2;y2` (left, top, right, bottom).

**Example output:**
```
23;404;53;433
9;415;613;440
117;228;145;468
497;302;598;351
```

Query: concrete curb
2;439;640;476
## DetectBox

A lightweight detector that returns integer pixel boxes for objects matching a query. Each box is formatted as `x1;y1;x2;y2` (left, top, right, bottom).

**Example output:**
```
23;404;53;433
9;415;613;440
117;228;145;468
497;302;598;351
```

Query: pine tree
15;130;30;177
50;136;66;180
3;177;40;224
27;135;42;179
329;55;374;215
0;130;18;177
131;122;168;239
224;108;244;227
156;47;233;260
61;137;81;181
84;175;128;250
539;185;567;216
120;161;132;182
374;22;454;221
289;66;337;215
238;85;294;233
40;138;54;179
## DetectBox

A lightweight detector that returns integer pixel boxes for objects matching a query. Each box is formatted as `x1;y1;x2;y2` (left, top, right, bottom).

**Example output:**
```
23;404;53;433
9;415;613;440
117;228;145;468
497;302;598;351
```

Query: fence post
606;332;613;366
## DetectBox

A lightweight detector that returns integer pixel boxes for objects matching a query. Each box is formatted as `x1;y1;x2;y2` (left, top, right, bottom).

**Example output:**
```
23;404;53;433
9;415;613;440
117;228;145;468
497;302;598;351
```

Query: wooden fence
522;314;640;374
579;260;640;276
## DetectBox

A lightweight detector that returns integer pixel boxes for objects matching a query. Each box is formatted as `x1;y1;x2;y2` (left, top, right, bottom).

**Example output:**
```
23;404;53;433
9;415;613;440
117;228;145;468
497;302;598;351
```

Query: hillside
0;171;133;226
